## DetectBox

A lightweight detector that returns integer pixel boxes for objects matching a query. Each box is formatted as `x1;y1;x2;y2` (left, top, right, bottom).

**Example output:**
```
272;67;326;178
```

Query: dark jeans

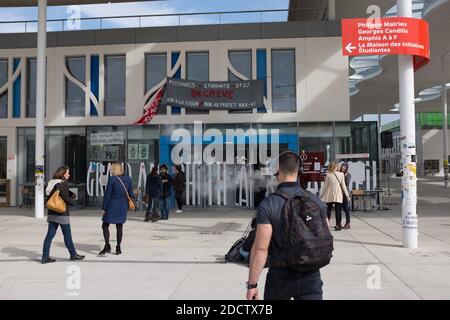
175;191;184;210
264;268;323;300
145;196;159;216
326;202;342;227
160;197;170;219
342;197;351;223
42;222;76;259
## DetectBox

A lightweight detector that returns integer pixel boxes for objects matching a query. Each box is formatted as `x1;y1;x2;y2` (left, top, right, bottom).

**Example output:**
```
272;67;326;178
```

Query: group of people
41;162;186;264
144;164;186;222
320;161;352;231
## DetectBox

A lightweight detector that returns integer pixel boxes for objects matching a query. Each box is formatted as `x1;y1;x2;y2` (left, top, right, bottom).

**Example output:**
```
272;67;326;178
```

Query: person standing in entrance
173;165;186;213
320;161;350;231
340;163;352;229
159;164;173;220
99;162;134;256
42;166;85;264
145;167;162;222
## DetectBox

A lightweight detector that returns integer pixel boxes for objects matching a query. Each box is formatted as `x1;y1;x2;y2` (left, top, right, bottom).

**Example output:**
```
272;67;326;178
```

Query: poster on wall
92;146;119;162
128;144;138;160
139;144;149;160
90;132;125;146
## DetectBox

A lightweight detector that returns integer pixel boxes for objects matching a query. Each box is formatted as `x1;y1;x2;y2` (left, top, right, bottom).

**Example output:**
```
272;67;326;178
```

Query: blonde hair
111;162;124;176
328;161;339;173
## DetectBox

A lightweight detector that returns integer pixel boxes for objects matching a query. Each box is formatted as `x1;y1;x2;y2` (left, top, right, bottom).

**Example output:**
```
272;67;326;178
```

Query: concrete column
398;0;418;249
35;0;47;219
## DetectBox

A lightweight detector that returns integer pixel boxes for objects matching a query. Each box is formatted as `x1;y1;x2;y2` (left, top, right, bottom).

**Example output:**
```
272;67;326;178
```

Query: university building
0;18;379;209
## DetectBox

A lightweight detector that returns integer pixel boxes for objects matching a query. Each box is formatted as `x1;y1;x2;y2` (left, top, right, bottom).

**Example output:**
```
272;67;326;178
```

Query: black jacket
173;171;186;192
146;174;163;197
47;180;76;216
159;172;173;198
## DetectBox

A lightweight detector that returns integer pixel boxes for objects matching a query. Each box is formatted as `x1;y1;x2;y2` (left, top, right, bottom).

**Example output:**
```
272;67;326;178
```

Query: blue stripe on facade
256;49;267;113
12;58;21;118
90;55;99;116
166;134;297;146
171;52;181;114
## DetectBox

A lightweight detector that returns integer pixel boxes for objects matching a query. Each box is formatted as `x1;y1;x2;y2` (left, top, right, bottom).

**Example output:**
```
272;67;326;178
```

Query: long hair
150;167;158;176
53;166;69;180
328;161;339;173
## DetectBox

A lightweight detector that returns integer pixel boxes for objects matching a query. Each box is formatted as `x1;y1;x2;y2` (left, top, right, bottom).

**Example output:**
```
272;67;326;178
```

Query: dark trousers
175;191;183;210
42;222;76;259
145;196;159;216
326;202;342;227
264;269;323;300
342;197;351;223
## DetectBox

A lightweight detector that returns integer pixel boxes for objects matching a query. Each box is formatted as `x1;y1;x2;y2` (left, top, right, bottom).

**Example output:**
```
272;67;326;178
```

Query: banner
163;77;264;110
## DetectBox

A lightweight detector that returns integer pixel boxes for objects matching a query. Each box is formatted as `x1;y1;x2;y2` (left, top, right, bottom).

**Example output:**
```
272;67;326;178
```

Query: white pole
35;0;47;219
442;55;449;186
398;0;418;249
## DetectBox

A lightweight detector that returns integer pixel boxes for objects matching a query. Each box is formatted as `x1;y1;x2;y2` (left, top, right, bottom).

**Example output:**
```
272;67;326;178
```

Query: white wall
0;36;349;129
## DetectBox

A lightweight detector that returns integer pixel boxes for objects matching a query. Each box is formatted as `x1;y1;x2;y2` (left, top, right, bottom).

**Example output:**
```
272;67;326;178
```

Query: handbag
116;176;136;211
46;187;66;214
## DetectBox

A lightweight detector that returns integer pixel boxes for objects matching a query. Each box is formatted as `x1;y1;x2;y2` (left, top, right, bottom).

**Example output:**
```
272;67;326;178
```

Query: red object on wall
300;152;324;183
342;17;430;71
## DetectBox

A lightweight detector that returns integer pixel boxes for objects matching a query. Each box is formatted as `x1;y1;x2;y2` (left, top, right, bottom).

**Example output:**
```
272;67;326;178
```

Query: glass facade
0;59;7;118
186;52;209;115
145;53;167;114
104;55;126;116
271;49;296;112
65;56;86;117
26;58;36;118
0;137;6;179
228;50;252;114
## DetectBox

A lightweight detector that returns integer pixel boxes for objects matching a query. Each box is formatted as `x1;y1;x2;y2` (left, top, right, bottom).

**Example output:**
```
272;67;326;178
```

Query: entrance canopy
0;0;160;6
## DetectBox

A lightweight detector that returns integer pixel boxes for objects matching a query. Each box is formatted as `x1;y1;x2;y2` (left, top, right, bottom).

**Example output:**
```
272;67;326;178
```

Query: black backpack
272;192;334;272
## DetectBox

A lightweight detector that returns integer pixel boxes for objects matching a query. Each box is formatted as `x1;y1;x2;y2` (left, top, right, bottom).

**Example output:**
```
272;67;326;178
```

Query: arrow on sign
345;43;357;54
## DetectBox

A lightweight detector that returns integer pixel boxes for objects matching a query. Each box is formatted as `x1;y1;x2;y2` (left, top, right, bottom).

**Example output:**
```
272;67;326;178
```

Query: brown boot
342;222;351;229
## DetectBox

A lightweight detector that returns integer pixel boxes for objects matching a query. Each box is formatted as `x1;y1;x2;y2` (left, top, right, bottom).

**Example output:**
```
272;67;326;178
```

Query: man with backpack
246;151;333;300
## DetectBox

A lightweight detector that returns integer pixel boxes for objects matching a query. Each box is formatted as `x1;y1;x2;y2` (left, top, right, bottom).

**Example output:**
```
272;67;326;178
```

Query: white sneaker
176;210;183;213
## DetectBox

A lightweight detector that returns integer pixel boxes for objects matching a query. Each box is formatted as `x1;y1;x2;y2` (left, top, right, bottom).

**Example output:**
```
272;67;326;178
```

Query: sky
0;0;290;31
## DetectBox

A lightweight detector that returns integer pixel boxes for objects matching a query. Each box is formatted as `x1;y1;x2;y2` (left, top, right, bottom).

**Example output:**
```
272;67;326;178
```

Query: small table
351;190;383;212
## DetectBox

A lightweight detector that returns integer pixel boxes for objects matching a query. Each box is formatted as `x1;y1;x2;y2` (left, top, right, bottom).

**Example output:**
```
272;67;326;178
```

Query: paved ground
0;177;449;300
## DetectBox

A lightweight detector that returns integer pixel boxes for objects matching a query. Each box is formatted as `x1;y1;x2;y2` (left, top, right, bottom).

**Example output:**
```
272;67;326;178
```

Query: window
228;51;251;81
271;50;296;112
0;137;6;179
65;57;86;117
186;52;209;115
26;58;36;118
104;55;126;116
228;51;252;114
0;59;7;118
145;53;167;114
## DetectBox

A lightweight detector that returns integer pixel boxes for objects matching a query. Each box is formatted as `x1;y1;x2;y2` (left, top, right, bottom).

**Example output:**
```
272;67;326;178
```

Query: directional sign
342;17;430;71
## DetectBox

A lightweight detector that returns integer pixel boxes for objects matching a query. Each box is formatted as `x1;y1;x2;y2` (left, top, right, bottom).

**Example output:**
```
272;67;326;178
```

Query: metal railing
0;8;328;33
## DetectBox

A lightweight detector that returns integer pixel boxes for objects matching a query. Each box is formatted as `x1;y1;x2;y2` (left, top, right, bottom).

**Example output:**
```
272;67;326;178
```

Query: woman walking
99;162;134;256
145;167;162;222
173;165;186;213
320;161;350;231
42;166;85;264
340;163;352;229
